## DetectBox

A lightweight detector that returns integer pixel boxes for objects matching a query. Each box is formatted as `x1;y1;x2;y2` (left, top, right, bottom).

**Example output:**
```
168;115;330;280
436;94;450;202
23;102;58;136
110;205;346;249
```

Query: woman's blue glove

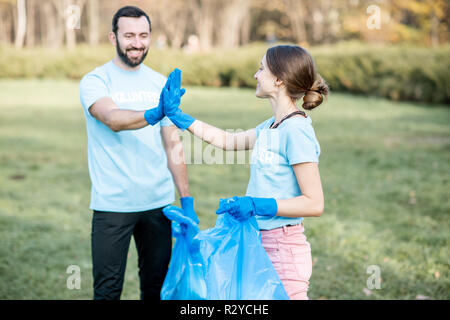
216;196;278;221
162;68;195;130
180;196;199;224
144;71;174;125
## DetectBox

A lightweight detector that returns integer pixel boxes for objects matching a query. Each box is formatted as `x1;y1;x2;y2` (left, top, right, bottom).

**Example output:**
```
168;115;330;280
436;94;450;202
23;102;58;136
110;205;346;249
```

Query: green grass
0;79;449;299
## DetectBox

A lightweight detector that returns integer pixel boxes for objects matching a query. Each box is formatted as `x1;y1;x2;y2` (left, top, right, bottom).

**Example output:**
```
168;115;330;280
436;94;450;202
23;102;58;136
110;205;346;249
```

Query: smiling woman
161;45;328;300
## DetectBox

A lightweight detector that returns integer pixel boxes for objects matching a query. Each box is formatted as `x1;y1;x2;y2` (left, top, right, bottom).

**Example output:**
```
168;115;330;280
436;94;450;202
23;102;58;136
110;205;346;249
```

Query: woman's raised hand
161;68;195;131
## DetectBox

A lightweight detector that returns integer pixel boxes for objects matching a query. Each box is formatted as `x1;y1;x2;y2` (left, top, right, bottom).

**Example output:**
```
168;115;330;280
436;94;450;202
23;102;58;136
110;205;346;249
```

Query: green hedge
312;43;450;104
0;42;448;104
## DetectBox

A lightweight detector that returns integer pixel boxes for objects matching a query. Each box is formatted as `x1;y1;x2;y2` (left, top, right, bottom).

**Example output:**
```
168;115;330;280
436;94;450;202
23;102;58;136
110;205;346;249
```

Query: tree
87;0;99;46
14;0;26;48
149;0;190;49
188;0;218;51
217;0;250;48
0;0;14;45
282;0;307;44
25;0;35;47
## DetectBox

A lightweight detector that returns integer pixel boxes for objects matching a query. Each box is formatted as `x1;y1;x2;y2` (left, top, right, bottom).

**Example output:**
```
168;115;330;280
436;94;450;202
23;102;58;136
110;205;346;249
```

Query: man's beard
116;39;148;67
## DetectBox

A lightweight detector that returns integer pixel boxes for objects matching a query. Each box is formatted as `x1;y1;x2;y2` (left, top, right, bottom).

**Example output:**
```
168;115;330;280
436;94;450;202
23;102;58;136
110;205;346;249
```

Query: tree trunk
65;1;77;50
47;0;64;49
157;0;189;49
25;0;35;47
188;0;217;51
88;0;99;46
217;0;249;48
430;9;439;47
321;0;334;44
283;0;307;44
240;10;250;46
64;0;78;50
14;0;27;49
0;6;12;45
311;0;324;44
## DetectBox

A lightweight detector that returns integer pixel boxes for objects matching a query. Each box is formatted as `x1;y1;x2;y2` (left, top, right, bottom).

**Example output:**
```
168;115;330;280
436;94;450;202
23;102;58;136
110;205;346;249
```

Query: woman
162;45;328;300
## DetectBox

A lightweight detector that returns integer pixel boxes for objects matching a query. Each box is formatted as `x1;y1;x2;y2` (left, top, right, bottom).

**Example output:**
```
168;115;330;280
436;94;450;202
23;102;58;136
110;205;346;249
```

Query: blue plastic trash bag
160;206;207;300
161;205;289;300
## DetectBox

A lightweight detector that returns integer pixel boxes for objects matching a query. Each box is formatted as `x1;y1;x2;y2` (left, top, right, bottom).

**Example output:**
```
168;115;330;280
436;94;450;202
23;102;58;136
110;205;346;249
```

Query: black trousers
91;207;172;300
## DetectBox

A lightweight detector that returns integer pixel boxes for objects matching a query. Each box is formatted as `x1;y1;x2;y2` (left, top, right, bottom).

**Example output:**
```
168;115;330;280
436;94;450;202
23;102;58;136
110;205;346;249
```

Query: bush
0;42;448;104
312;43;450;103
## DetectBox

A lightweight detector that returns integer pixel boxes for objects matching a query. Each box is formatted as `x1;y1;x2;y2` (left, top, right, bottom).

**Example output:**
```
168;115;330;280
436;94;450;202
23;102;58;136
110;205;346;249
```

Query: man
79;6;197;300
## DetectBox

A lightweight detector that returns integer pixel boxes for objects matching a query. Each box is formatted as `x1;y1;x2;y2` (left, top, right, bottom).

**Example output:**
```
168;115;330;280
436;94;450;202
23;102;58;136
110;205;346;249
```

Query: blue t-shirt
79;60;175;212
246;116;321;230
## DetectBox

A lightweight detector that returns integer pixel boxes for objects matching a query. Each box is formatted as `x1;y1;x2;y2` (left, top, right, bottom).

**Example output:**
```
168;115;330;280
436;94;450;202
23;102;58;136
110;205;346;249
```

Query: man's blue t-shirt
246;116;321;230
79;60;175;212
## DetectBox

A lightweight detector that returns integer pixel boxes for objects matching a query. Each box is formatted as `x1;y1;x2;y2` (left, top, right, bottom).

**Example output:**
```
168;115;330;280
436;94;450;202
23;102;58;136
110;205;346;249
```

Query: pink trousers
261;223;312;300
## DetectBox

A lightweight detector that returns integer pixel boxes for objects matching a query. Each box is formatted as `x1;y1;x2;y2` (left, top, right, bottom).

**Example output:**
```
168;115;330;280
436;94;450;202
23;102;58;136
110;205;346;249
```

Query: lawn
0;79;449;299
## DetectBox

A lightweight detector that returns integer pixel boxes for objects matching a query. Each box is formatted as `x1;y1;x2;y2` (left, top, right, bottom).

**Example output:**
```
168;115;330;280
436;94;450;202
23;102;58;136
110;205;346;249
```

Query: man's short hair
112;6;152;34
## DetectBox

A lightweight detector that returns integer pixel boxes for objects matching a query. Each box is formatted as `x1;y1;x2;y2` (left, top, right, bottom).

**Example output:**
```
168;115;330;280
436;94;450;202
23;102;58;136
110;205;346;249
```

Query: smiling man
79;6;196;300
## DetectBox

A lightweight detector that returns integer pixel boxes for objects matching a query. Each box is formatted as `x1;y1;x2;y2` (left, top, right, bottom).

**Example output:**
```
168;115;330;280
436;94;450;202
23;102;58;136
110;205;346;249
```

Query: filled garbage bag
160;206;207;300
160;205;289;300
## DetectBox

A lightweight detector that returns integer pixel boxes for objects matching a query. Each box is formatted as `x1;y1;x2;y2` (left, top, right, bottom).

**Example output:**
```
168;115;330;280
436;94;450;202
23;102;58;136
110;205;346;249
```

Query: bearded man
79;6;196;300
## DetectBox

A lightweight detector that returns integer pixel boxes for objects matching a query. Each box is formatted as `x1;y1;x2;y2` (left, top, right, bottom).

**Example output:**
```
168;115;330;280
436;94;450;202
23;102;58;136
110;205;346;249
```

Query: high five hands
161;68;195;130
144;68;195;130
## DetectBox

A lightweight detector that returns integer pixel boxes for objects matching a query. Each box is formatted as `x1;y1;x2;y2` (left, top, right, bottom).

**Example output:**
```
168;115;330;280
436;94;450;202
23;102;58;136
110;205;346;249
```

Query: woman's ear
274;78;284;87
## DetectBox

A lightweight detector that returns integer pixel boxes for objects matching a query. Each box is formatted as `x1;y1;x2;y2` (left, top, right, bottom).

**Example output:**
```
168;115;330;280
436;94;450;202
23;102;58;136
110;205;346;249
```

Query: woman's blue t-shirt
245;115;321;230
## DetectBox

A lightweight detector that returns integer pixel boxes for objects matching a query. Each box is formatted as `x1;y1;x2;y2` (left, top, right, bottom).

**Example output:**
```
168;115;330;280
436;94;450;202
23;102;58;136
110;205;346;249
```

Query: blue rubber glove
162;205;200;240
216;196;278;221
180;196;199;224
144;71;174;125
162;68;195;130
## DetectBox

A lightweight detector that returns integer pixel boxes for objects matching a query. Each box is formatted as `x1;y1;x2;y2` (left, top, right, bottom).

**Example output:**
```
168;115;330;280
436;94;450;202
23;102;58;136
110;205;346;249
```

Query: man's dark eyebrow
124;32;148;35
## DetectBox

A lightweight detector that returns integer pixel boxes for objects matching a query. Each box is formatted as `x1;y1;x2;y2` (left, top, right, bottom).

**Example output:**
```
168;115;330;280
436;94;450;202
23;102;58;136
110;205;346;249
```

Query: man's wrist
144;107;162;125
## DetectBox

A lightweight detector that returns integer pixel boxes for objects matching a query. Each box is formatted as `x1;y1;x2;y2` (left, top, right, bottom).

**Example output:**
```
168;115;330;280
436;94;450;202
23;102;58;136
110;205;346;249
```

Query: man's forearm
167;145;190;198
106;109;148;132
162;126;190;198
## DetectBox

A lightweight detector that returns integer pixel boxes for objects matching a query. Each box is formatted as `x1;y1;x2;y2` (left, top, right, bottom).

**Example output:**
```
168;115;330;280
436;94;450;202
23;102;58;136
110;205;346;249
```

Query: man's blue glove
162;68;195;130
216;196;278;221
162;205;200;240
180;196;199;224
144;71;174;125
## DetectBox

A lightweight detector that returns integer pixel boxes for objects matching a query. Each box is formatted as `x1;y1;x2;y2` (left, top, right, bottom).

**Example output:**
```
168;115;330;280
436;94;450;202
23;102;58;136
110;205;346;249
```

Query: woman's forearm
276;195;324;218
187;120;248;151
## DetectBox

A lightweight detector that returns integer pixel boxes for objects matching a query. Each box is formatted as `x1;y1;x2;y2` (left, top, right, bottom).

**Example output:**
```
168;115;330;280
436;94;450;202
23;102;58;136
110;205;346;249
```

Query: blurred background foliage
1;0;449;300
0;0;449;104
1;0;448;49
0;42;449;103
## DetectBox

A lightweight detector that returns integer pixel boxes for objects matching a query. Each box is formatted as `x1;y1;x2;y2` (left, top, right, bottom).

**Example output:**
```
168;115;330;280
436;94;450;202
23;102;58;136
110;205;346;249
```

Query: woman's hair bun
302;76;329;110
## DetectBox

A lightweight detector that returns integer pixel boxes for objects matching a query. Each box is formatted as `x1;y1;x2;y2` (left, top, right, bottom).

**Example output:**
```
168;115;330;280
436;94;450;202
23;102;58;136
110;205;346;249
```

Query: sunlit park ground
0;79;449;300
